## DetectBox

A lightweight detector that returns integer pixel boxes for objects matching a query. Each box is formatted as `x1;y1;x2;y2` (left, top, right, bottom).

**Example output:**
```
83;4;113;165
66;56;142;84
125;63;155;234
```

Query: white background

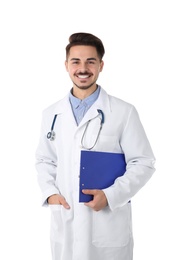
0;0;183;259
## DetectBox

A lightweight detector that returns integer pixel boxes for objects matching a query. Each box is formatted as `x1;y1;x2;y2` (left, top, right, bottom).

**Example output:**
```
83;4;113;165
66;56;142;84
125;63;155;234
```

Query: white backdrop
0;0;183;259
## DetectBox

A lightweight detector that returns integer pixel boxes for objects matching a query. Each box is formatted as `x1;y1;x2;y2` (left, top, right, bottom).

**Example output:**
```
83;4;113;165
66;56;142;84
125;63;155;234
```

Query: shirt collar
69;85;101;109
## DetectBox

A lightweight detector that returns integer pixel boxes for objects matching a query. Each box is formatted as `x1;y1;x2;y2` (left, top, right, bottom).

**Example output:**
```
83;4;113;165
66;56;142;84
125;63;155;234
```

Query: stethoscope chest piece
47;130;56;141
47;114;58;141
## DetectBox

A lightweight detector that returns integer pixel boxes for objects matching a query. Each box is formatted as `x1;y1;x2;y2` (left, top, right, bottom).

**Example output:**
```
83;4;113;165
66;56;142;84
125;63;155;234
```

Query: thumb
59;196;70;209
82;189;97;195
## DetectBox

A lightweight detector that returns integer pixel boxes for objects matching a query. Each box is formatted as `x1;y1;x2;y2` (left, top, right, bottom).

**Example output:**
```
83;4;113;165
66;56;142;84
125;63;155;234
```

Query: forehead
68;45;99;59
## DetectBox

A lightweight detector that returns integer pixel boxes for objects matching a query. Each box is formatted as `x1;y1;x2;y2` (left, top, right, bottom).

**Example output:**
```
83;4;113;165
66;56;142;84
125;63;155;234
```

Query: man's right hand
47;194;70;209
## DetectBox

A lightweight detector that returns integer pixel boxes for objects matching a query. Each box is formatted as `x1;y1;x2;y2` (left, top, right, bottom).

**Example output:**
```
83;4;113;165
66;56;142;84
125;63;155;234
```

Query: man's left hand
82;189;108;211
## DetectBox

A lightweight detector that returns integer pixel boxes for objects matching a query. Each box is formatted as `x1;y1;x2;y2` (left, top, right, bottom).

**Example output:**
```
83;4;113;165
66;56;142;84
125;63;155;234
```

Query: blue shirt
69;85;100;125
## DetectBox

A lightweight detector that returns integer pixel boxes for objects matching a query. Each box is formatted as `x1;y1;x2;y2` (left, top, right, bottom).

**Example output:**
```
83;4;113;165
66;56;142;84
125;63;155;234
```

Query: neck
72;84;98;100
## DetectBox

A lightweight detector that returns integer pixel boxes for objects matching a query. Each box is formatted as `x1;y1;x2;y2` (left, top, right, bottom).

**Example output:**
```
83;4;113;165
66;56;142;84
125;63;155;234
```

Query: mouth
76;73;92;79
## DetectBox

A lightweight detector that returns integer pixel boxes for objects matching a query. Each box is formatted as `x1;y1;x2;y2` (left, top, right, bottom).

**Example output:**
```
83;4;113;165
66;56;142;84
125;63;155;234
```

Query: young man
35;32;155;260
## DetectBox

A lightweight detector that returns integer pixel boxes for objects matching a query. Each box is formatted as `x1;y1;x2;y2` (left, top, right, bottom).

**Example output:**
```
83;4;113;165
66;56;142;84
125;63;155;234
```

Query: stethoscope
47;114;57;141
47;109;105;150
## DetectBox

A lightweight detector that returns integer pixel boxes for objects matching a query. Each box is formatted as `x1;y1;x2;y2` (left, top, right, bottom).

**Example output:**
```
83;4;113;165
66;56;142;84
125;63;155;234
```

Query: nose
79;62;88;72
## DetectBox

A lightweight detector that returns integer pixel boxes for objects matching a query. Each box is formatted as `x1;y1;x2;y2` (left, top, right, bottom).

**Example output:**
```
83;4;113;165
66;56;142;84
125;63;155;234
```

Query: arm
35;111;60;206
103;106;156;211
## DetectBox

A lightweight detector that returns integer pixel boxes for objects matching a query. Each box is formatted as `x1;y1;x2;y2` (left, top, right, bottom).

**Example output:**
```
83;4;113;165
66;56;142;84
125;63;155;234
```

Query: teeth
78;75;89;79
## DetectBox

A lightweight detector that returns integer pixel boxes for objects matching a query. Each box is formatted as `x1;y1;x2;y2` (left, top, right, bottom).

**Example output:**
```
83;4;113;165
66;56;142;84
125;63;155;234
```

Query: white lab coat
35;87;155;260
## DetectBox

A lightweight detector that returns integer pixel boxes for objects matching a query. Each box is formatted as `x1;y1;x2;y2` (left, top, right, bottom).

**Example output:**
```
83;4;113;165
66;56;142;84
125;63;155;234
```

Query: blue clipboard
79;150;126;202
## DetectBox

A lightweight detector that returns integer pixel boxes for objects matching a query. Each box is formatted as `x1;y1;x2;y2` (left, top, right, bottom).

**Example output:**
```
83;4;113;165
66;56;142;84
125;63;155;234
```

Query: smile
77;74;91;79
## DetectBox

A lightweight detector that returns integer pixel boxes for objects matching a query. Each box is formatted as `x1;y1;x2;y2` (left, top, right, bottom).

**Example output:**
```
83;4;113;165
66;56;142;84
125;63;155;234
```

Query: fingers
82;189;108;211
59;196;70;209
48;194;70;209
47;190;107;211
82;189;97;195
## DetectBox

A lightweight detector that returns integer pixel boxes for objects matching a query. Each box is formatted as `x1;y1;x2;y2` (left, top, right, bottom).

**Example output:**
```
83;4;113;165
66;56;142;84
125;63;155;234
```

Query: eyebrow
70;58;97;61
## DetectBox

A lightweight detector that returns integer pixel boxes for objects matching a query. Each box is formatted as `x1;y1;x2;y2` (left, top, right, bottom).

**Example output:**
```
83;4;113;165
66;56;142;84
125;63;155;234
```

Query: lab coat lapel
52;94;77;127
79;87;111;127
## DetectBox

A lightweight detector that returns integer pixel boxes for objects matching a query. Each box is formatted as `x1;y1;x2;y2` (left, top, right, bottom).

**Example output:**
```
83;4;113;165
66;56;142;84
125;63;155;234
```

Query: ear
65;60;69;72
99;60;104;72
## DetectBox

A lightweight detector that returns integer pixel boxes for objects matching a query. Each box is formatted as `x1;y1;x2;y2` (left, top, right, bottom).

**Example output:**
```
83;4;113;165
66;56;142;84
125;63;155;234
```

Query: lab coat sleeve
35;111;60;206
103;106;156;211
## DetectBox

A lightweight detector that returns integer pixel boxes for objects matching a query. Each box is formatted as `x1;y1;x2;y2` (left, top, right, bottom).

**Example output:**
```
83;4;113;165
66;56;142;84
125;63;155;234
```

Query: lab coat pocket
49;205;64;243
92;204;132;247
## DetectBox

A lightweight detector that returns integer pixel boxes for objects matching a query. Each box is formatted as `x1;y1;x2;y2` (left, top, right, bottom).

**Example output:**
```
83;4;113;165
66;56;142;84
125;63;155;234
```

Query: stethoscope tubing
47;110;104;149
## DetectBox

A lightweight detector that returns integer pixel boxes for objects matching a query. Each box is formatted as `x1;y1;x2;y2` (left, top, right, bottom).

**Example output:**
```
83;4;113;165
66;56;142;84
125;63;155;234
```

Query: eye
72;61;79;65
88;61;95;64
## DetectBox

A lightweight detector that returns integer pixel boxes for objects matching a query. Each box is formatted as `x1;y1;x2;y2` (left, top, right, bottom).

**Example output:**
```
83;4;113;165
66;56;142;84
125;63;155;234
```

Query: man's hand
82;189;108;211
47;194;70;209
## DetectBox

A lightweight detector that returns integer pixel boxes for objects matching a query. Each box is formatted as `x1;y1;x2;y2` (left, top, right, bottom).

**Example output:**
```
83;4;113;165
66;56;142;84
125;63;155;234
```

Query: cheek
67;68;75;75
95;68;102;74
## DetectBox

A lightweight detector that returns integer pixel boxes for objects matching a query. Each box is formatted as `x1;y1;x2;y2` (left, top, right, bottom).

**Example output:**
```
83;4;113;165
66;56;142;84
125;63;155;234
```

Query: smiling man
65;41;104;97
35;32;156;260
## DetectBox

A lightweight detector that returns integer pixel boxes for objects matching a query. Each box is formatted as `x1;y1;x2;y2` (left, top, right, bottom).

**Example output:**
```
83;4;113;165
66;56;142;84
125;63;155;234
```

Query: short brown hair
66;32;105;60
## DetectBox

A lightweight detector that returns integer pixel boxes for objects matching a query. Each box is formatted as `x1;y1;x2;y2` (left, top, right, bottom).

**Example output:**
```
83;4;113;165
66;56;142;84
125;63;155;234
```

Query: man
35;32;155;260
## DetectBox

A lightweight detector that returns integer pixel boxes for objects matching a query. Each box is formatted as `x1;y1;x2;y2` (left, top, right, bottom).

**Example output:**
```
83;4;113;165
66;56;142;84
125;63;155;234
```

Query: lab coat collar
52;87;111;124
52;94;71;115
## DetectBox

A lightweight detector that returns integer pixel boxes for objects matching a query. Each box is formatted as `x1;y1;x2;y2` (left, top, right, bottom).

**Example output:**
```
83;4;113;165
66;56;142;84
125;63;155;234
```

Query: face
65;45;104;91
